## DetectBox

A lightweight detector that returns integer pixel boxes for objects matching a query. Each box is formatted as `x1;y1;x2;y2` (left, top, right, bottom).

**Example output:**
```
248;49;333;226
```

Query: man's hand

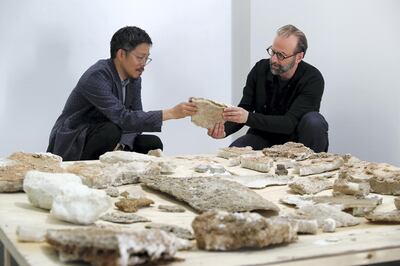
223;107;248;124
207;122;226;139
162;102;198;120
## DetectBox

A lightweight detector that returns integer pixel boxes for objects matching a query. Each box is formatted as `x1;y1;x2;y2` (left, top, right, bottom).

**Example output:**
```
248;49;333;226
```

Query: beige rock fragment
145;223;194;240
105;186;119;197
294;156;344;176
333;178;370;197
366;163;400;195
293;204;360;228
100;212;150;224
221;174;291;189
190;97;228;129
217;146;255;159
46;227;190;265
322;218;336;232
115;198;154;213
140;176;280;213
0;152;64;192
395;197;400;210
262;142;314;161
192;210;297;250
240;156;274;173
147;148;163;157
158;204;186;213
365;210;400;223
289;176;333;195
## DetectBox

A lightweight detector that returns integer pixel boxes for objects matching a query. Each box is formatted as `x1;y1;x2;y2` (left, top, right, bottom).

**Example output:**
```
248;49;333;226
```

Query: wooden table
1;155;400;266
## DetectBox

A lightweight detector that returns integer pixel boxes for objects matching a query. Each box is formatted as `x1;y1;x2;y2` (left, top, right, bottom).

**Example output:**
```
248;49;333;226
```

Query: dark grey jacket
47;59;162;161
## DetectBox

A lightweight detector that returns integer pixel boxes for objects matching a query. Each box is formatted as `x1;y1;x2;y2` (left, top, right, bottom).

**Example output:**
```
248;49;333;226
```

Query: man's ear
116;49;126;60
296;51;304;63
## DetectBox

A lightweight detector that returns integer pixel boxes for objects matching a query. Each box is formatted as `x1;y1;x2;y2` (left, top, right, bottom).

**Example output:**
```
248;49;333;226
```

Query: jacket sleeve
78;70;162;133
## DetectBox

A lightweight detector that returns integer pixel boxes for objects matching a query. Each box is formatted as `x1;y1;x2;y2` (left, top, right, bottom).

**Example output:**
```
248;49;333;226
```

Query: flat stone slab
190;97;227;129
262;142;314;161
100;212;150;224
289;176;334;195
221;174;291;189
365;210;400;223
145;223;194;240
140;176;280;213
158;204;186;213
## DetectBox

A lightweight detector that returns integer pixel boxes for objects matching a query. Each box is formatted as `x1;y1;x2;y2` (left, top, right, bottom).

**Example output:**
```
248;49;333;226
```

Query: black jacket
225;59;324;139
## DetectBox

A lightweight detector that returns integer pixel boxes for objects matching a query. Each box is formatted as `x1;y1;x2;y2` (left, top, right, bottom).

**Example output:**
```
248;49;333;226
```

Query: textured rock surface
100;212;150;224
295;156;344;176
46;227;191;265
145;223;194;240
322;218;336;232
217;146;255;159
0;152;64;192
333;178;370;197
190;97;227;129
395;197;400;210
158;204;186;213
240;156;274;172
140;176;279;213
115;197;154;213
105;186;119;197
192;210;297;250
23;171;83;209
222;174;291;189
50;184;111;225
147;148;163;157
293;204;360;227
262;142;314;161
365;210;400;223
289;176;333;195
366;163;400;195
66;161;160;188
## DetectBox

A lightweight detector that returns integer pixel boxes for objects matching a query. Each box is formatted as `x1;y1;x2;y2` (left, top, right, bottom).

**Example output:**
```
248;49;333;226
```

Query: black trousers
80;122;163;160
230;112;329;152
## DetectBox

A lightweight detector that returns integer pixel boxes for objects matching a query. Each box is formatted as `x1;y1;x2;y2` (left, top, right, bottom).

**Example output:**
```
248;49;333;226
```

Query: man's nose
270;54;279;63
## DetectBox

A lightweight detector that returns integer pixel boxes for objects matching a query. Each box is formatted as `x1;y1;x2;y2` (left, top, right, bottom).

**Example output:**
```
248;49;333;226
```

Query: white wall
248;0;400;166
0;0;232;157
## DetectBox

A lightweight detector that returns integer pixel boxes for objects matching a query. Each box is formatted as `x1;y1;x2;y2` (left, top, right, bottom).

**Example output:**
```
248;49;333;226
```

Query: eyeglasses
123;49;152;65
266;46;298;61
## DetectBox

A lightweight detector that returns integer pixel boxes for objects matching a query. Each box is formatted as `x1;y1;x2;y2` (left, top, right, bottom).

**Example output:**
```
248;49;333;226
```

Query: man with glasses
208;24;328;152
47;26;197;161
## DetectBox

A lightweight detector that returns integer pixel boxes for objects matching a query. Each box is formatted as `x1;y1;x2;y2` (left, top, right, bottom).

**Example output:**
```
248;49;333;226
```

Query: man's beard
270;57;295;75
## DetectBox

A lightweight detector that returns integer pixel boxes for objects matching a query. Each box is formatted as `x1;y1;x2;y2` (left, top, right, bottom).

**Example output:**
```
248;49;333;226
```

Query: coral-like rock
100;212;150;224
115;197;154;213
262;142;314;161
190;97;227;129
289;176;333;195
192;211;297;250
240;156;274;173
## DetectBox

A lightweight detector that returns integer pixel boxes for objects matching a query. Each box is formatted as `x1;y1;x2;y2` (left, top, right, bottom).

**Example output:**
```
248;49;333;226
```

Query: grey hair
277;24;308;56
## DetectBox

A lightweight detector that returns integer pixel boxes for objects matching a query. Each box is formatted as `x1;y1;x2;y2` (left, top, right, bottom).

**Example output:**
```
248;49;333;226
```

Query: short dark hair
277;24;308;56
110;26;152;59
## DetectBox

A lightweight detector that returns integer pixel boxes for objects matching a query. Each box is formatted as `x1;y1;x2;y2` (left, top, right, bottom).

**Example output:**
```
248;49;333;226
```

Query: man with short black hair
208;24;329;152
47;26;197;161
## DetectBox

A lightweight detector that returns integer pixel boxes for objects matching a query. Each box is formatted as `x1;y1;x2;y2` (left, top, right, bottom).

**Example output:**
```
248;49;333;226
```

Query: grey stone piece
46;227;191;265
209;163;226;174
0;152;64;192
293;204;360;228
100;212;150;224
105;186;119;197
140;176;280;213
190;97;227;129
240;156;274;173
194;164;210;173
158;204;186;213
289;176;333;195
275;164;288;175
221;174;291;189
192;210;297;250
365;210;400;223
145;223;194;240
262;142;314;161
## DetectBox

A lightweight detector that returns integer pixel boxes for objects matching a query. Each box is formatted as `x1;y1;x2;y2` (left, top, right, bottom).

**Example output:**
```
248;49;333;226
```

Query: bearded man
208;24;328;152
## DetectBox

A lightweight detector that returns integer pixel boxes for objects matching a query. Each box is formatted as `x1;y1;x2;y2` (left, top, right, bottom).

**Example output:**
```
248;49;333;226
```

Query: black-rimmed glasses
266;46;298;61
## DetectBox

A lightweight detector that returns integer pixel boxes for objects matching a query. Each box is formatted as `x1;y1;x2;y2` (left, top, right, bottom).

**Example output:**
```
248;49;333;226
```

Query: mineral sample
140;176;279;213
217;146;255;159
46;227;191;265
100;212;150;224
158;204;186;213
145;223;194;240
115;197;154;213
0;152;64;192
240;156;274;172
192;210;297;250
262;142;314;160
289;176;333;195
365;210;400;223
190;97;227;129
